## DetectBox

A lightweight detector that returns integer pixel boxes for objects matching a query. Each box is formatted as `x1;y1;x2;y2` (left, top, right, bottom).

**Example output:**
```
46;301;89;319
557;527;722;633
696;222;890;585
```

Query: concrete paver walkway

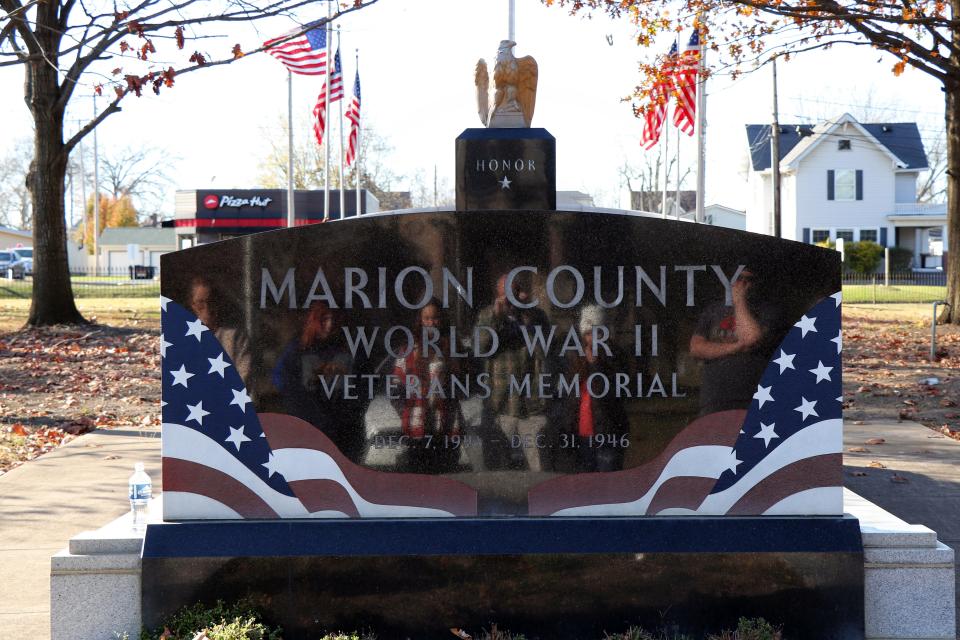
0;428;161;640
0;418;957;639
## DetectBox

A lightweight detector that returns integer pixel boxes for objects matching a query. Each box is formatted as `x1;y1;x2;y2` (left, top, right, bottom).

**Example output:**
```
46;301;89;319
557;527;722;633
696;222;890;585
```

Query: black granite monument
147;90;863;637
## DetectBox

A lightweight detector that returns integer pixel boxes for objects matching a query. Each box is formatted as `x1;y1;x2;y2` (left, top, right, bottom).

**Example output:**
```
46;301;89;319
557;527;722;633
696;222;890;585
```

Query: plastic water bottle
128;462;152;532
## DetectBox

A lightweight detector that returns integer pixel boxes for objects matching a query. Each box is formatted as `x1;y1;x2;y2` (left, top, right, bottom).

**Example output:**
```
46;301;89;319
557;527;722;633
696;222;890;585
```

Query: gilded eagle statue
475;40;538;128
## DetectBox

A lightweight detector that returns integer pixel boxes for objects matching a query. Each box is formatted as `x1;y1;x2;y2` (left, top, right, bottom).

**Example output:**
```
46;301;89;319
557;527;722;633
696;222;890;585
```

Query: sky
0;0;949;219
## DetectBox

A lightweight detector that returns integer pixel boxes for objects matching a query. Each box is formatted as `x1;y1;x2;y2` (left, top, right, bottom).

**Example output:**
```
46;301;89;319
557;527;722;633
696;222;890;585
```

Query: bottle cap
134;462;145;472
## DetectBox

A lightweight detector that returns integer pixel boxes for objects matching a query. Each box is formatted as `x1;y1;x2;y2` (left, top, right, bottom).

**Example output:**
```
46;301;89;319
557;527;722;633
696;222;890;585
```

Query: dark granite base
455;128;556;210
142;518;865;639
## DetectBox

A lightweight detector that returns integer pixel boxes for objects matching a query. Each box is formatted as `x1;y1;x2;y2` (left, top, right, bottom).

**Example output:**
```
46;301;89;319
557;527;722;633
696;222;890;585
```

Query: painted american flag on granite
160;297;478;520
528;293;843;516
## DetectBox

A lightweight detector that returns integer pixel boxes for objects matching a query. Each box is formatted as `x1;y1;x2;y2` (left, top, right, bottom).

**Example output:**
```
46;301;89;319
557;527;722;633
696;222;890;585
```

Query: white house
745;113;947;269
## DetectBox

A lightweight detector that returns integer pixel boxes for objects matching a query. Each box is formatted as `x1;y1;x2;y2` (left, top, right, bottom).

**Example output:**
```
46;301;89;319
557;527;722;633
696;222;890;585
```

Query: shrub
707;617;782;640
139;599;282;640
888;246;914;271
843;241;884;274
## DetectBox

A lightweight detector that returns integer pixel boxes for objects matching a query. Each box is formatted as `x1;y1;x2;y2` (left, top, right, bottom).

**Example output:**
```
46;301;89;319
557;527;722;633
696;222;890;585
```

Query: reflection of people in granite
689;268;777;415
188;275;251;381
568;305;629;472
391;300;463;473
474;273;552;471
274;302;366;460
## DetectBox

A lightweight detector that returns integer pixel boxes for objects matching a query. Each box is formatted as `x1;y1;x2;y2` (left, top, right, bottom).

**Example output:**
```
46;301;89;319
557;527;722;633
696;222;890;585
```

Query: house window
838;139;852;150
834;170;857;200
836;229;855;242
812;229;831;244
859;228;878;243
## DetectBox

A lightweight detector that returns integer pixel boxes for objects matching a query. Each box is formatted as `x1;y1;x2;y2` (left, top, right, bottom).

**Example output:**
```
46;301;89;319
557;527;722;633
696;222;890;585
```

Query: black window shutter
880;227;888;247
856;170;863;200
827;170;835;200
803;228;810;243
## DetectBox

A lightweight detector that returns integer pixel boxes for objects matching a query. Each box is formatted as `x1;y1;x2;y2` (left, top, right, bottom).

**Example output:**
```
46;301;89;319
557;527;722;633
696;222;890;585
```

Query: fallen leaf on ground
868;461;887;469
847;446;869;453
851;471;868;477
865;438;886;445
890;474;909;483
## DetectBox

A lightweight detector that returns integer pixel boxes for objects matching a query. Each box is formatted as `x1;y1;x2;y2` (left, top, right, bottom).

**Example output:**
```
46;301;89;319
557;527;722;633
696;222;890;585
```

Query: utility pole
92;95;101;275
77;123;88;255
771;58;782;238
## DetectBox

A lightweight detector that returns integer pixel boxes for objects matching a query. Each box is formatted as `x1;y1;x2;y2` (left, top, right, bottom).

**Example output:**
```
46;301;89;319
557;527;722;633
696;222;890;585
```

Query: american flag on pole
672;31;700;135
529;293;844;516
640;41;677;150
263;26;329;76
160;297;478;519
345;70;362;167
312;47;344;147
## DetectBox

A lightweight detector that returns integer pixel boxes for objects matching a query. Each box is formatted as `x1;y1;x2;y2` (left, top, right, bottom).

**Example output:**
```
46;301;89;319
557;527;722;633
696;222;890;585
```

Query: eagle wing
517;55;538;127
475;59;490;127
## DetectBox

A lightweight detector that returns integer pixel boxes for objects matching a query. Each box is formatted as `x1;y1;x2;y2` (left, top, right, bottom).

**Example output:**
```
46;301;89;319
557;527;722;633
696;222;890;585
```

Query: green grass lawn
842;283;947;304
0;298;160;331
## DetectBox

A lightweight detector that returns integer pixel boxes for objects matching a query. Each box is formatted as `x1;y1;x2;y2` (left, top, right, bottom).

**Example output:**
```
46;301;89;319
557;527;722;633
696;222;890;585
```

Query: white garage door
148;251;167;268
107;251;130;274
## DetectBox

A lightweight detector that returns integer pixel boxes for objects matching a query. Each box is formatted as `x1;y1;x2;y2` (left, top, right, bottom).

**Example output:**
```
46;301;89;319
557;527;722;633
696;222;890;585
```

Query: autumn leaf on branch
189;51;207;66
175;26;185;50
232;44;244;59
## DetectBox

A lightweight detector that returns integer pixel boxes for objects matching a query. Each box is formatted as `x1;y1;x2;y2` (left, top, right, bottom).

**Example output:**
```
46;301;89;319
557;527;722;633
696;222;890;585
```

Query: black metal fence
0;267;160;299
842;270;947;304
0;267;948;303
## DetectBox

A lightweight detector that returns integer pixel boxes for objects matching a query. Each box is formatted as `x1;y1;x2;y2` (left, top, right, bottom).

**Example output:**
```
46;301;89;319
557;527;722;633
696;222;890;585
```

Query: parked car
0;250;16;278
9;247;33;279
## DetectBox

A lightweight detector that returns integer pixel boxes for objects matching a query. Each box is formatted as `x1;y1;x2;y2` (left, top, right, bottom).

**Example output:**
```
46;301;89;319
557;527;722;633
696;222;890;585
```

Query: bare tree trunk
25;61;86;327
941;76;960;323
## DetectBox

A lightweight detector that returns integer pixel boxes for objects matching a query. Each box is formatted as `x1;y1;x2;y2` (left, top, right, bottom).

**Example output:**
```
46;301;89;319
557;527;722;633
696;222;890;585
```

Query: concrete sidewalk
845;418;960;637
0;418;957;640
0;428;161;640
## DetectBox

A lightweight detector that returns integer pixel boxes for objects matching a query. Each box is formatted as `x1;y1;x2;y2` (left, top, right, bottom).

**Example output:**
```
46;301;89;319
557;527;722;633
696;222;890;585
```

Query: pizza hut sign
203;194;273;209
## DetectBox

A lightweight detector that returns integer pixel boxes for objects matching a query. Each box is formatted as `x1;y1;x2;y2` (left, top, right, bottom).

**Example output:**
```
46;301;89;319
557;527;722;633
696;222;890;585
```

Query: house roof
99;227;176;246
746;117;928;171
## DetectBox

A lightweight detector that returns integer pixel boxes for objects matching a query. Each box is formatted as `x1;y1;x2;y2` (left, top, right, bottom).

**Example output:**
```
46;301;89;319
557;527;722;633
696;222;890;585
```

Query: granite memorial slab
159;210;843;520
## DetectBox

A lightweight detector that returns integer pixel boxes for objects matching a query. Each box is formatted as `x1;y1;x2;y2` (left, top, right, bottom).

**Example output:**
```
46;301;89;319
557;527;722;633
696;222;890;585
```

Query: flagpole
695;36;707;224
661;102;669;219
336;29;345;219
355;49;361;217
323;4;332;222
287;70;295;228
675;122;681;219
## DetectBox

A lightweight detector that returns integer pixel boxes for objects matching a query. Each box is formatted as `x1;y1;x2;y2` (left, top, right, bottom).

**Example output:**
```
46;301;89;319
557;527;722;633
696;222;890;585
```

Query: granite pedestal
137;517;865;639
455;128;556;210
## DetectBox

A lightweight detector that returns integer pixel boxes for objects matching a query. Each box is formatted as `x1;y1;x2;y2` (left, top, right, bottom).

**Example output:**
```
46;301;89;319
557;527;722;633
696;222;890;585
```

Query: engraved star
224;425;251;451
170;364;195;388
185;318;208;342
262;453;283;478
499;175;512;190
772;350;796;374
160;296;171;311
726;449;743;475
831;331;842;354
207;352;231;378
230;387;252;412
794;397;819;422
753;384;774;408
831;291;842;307
794;314;818;338
809;360;833;384
754;422;779;448
185;400;210;426
160;334;172;358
